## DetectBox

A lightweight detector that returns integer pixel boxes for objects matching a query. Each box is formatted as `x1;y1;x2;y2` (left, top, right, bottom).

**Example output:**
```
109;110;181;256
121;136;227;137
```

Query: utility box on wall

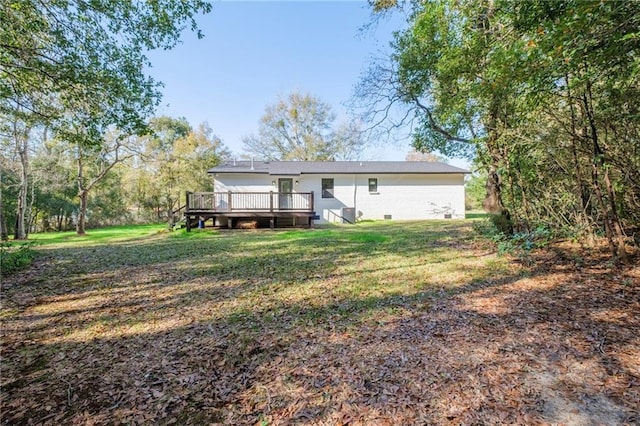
342;207;356;224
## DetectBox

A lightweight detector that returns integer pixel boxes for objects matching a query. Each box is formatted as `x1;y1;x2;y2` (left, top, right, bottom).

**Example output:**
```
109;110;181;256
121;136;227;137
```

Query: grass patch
466;210;489;219
27;224;166;246
4;220;506;343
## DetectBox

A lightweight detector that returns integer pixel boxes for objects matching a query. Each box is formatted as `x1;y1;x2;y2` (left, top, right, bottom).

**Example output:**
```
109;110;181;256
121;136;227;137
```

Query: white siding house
207;161;468;224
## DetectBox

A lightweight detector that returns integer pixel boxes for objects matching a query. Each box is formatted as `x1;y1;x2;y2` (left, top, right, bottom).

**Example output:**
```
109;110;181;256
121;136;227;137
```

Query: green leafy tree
30;133;76;232
126;117;229;229
173;122;231;194
2;0;212;238
458;0;640;256
74;130;139;235
359;0;522;225
86;167;129;228
1;0;211;137
364;0;639;258
0;115;39;239
243;92;368;161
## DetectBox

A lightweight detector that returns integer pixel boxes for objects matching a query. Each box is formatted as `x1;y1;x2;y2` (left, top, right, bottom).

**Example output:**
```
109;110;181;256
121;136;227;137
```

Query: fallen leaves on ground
1;222;638;425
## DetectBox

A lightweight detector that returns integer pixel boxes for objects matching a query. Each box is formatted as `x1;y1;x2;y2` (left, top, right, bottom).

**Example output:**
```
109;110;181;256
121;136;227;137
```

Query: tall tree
363;0;639;257
12;119;29;239
1;0;211;135
126;117;229;229
243;92;368;161
1;0;212;238
0;113;35;239
74;130;138;235
359;0;521;226
522;0;637;258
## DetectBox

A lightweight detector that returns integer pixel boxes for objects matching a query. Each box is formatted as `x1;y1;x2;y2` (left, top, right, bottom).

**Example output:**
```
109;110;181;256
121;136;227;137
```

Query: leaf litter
1;222;638;425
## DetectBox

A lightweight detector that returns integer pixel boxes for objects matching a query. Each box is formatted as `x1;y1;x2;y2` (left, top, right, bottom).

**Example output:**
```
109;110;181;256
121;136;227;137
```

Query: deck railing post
182;191;315;226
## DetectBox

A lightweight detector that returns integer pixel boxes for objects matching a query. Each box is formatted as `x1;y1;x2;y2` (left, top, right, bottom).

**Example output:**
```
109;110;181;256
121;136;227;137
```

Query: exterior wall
214;174;275;193
213;172;466;223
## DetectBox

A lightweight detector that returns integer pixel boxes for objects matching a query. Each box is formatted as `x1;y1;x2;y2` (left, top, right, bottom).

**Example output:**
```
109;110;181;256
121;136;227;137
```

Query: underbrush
474;217;554;263
0;242;36;275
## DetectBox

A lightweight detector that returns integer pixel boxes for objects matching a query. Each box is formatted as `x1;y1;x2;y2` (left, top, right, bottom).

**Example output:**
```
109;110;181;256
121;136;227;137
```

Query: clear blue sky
146;1;467;167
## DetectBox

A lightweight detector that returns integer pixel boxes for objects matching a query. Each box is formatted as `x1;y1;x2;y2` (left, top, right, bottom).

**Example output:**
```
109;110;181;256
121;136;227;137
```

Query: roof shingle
208;161;469;175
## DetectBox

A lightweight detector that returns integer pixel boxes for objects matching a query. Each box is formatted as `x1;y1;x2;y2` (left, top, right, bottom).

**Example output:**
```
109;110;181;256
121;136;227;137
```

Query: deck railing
186;191;314;212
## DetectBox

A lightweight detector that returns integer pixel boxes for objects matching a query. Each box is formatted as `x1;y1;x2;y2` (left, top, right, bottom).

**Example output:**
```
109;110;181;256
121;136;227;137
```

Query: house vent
384;214;392;220
444;213;452;219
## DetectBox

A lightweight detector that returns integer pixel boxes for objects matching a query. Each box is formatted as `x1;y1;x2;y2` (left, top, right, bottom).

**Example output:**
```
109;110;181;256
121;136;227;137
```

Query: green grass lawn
465;210;489;219
28;223;166;246
2;220;637;424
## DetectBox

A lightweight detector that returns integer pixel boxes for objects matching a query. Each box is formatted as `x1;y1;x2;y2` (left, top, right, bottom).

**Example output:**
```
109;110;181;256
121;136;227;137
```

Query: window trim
368;177;378;193
321;178;334;198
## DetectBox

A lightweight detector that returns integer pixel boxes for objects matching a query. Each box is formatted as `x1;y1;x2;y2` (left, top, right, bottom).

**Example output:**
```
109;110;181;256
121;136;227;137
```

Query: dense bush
474;218;553;264
0;242;36;275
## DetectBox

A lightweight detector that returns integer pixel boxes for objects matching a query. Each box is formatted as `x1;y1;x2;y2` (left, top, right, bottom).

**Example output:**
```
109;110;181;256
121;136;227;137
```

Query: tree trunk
77;189;88;235
0;168;8;241
166;196;175;231
571;134;595;244
565;75;594;242
582;83;627;260
77;151;87;236
14;123;29;240
25;174;36;238
602;166;628;259
483;163;503;214
482;101;513;235
481;97;506;215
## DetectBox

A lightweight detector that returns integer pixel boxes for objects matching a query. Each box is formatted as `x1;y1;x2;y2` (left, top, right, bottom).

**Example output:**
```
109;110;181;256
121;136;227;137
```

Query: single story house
184;161;469;229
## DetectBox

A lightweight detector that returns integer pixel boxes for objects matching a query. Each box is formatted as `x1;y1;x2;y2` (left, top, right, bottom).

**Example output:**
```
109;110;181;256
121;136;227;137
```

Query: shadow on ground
1;222;638;424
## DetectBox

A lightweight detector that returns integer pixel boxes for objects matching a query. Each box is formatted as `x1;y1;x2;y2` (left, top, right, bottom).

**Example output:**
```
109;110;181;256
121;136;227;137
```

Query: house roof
208;161;470;175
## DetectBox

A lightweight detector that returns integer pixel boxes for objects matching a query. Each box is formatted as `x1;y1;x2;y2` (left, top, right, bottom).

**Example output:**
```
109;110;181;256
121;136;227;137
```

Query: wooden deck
184;191;316;230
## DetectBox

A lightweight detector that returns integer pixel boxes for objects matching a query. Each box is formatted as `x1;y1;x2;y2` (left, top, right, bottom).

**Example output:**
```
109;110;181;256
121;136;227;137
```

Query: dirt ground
1;234;638;425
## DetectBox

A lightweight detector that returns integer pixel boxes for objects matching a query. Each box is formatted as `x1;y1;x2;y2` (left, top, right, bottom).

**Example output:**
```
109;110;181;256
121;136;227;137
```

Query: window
322;178;334;198
368;178;378;193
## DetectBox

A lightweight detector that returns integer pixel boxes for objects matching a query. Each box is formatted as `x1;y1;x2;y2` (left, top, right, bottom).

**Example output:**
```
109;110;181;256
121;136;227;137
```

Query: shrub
489;212;513;235
0;242;36;276
474;218;554;262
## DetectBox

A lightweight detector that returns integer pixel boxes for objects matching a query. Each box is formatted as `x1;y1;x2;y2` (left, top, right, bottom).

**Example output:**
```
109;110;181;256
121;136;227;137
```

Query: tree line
360;0;639;259
0;87;372;239
1;1;212;238
0;117;229;238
